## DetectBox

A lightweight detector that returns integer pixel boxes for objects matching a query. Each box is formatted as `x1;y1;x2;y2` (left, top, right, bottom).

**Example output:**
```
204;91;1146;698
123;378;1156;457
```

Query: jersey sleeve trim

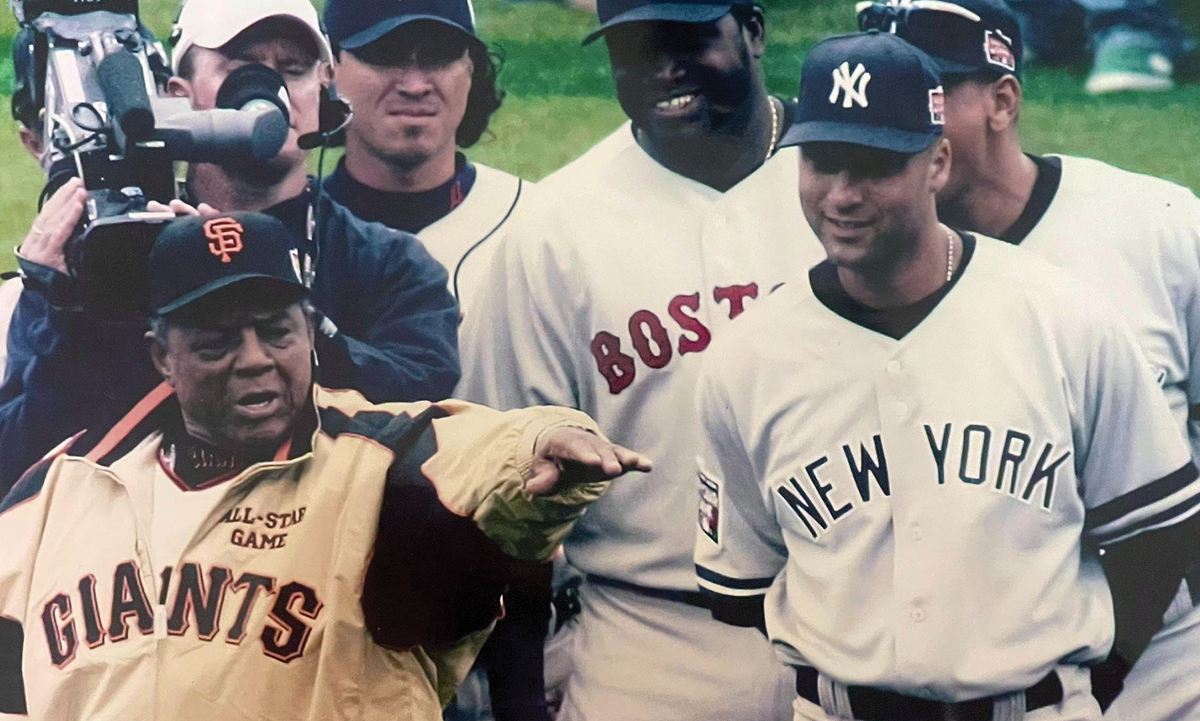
695;564;776;592
1086;463;1200;543
698;587;767;630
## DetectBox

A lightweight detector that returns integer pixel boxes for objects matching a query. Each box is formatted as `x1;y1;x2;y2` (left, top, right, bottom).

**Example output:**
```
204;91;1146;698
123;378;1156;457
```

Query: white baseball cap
171;0;334;74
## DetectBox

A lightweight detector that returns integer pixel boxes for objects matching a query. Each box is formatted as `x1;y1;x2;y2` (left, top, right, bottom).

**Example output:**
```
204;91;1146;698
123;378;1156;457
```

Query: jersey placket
874;343;942;691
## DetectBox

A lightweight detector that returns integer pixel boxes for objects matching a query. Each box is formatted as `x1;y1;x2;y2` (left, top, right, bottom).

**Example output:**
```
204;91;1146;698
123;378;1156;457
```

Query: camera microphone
155;63;291;164
96;49;155;143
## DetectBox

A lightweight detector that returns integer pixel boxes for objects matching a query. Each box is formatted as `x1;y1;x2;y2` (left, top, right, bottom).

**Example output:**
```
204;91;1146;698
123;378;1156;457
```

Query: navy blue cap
150;212;305;316
325;0;479;51
781;31;945;154
583;0;753;46
857;0;1021;78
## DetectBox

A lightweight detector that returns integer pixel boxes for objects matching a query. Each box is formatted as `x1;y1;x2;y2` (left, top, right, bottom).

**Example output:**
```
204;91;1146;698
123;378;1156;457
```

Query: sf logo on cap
830;62;871;109
204;218;245;263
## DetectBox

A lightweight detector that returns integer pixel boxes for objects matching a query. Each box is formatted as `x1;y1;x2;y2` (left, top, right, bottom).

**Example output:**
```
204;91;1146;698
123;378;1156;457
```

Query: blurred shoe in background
1006;0;1193;93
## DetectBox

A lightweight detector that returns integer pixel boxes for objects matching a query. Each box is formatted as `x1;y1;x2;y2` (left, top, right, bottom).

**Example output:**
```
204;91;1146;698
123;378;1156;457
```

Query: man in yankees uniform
322;0;525;309
852;1;1200;717
0;211;651;720
459;0;818;718
695;30;1200;721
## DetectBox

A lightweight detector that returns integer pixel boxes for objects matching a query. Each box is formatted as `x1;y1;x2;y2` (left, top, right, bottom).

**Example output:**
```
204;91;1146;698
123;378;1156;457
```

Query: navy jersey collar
324;154;477;234
1000;154;1063;245
810;232;978;340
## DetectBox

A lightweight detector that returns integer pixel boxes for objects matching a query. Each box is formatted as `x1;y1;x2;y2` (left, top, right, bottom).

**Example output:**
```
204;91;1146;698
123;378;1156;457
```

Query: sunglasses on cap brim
855;0;1018;76
855;0;981;26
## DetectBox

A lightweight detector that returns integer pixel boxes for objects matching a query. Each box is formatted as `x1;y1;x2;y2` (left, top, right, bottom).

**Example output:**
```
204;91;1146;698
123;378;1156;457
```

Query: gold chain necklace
945;226;956;283
765;95;780;162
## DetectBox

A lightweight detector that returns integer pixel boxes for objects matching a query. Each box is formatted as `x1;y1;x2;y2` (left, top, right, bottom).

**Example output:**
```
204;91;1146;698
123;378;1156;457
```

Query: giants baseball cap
150;212;306;316
171;0;333;74
780;31;945;154
583;0;754;45
325;0;481;51
857;0;1022;79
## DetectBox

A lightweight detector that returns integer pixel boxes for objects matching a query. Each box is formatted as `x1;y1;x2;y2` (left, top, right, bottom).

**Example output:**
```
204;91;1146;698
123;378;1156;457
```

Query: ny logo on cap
830;62;871;109
204;218;245;263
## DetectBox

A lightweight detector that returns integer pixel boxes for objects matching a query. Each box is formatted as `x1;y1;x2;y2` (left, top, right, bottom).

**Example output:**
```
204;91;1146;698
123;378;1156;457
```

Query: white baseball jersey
997;155;1200;721
458;125;822;719
694;235;1200;702
417;163;529;311
1015;156;1200;462
0;384;609;720
460;126;823;592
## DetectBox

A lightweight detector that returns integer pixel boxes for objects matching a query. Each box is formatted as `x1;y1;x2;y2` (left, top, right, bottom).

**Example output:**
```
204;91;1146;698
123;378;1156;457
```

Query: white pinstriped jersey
1016;156;1200;463
694;236;1200;701
999;154;1200;721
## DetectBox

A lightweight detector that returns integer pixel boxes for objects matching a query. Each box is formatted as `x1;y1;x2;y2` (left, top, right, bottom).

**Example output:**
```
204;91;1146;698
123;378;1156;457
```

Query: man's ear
741;8;766;60
167;75;193;99
987;75;1023;133
928;137;953;194
18;126;44;162
148;329;175;386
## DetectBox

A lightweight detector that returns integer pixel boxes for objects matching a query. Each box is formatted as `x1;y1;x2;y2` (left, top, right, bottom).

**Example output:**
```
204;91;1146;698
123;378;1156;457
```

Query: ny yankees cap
325;0;481;51
781;31;945;154
583;0;755;46
857;0;1022;79
171;0;333;74
150;212;306;316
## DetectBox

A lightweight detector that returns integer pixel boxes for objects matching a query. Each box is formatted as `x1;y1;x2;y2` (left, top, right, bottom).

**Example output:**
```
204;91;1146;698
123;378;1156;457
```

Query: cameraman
0;0;460;498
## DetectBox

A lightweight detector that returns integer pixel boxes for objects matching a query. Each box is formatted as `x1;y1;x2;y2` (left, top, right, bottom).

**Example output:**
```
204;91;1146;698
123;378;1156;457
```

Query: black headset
298;83;352;150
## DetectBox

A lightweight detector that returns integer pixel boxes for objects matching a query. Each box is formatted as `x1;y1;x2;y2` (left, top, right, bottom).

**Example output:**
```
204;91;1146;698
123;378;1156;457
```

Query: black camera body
12;0;292;317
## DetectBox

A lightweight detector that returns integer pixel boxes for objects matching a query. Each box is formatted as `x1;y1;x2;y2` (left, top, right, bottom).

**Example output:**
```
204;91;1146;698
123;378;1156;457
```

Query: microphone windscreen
97;51;154;141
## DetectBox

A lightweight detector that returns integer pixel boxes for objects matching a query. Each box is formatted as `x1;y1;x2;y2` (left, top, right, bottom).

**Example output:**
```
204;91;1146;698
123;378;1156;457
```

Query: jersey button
911;608;926;623
911;523;923;541
886;360;902;374
895;400;910;419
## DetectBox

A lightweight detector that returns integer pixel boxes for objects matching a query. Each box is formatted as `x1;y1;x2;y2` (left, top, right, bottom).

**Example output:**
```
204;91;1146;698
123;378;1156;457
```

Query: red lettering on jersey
590;282;771;394
668;293;712;355
41;594;77;669
714;284;759;319
628;310;672;369
590;331;635;394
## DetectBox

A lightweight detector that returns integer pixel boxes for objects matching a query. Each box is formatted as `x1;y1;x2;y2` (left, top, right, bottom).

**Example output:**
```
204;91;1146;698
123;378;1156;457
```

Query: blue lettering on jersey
777;424;1070;540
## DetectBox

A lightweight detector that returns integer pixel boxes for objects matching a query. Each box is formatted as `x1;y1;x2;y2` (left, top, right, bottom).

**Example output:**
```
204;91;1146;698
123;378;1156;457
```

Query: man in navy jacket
0;0;459;500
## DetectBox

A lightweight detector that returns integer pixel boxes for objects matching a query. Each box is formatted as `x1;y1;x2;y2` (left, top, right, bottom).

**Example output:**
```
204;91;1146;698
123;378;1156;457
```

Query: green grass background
0;0;1197;270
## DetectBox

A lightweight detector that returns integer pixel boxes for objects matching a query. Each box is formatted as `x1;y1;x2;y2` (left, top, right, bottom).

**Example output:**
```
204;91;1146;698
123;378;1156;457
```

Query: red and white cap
171;0;333;74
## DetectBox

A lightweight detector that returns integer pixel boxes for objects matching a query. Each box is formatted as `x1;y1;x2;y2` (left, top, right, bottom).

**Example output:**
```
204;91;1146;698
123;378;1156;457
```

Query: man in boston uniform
853;1;1200;718
459;0;813;718
0;211;651;720
323;0;526;310
694;31;1200;721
